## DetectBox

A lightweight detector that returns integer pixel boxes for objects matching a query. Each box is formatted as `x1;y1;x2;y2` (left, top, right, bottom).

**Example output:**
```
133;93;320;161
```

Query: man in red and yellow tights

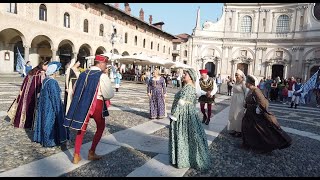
64;55;114;164
198;69;217;125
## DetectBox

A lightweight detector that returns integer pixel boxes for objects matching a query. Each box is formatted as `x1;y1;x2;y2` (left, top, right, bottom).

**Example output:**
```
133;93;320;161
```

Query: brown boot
88;150;102;161
73;153;82;164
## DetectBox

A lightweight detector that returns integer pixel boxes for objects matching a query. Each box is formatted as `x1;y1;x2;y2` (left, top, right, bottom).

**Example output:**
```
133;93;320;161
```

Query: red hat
94;55;108;63
199;69;208;74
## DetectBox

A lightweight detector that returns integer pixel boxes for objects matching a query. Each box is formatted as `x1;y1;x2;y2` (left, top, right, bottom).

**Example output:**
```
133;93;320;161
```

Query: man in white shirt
216;74;222;94
64;55;114;164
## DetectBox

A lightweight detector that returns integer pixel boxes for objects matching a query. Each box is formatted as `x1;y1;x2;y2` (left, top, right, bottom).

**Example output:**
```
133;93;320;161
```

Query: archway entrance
0;28;26;73
58;43;73;74
95;46;105;55
272;64;284;80
310;65;320;78
13;41;24;72
237;63;248;76
31;35;52;64
205;62;215;77
78;45;91;68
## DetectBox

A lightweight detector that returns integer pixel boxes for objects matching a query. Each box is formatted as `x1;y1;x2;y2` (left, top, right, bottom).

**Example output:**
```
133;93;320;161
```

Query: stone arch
122;51;129;56
31;35;54;63
0;28;27;46
302;47;320;60
231;47;255;59
110;48;119;55
78;43;92;68
200;45;222;58
58;39;75;74
31;34;54;50
265;47;292;61
95;46;106;55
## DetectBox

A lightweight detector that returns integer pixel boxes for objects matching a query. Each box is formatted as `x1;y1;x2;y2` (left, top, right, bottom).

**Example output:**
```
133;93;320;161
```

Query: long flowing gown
169;84;210;170
147;76;166;119
10;67;45;129
33;77;69;147
64;67;79;114
242;88;292;152
228;81;246;132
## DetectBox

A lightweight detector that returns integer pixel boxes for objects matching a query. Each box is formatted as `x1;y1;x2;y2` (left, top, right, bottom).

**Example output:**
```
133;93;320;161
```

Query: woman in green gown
169;68;210;170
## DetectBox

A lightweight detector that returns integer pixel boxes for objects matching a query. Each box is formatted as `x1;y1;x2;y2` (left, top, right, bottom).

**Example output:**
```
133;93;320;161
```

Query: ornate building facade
189;3;320;81
0;3;175;74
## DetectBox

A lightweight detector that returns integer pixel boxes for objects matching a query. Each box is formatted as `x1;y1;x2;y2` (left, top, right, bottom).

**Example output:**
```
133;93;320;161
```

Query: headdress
94;55;108;63
199;69;208;74
186;68;197;82
46;61;61;76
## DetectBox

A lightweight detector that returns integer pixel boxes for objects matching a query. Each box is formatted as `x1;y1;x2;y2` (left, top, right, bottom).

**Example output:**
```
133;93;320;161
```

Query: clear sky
117;3;224;35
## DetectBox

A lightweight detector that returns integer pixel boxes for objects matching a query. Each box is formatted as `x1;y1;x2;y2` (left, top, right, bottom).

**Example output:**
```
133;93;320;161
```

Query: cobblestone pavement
1;76;320;177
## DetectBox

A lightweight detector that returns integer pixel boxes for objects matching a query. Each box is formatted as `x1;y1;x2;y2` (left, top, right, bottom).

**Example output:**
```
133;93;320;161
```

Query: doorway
271;64;284;80
237;63;248;76
205;62;215;77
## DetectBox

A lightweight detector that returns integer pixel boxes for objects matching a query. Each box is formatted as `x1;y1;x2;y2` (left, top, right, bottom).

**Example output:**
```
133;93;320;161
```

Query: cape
63;70;102;131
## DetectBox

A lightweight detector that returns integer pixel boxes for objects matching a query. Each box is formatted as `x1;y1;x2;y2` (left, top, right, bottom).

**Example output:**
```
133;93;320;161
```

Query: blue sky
117;3;224;35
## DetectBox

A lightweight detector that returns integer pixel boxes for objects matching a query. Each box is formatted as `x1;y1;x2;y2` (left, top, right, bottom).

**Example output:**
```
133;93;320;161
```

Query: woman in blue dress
114;69;122;92
169;68;210;170
33;61;69;147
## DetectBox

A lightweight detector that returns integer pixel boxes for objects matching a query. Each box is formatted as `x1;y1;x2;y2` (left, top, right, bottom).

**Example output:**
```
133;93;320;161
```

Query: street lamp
103;23;122;80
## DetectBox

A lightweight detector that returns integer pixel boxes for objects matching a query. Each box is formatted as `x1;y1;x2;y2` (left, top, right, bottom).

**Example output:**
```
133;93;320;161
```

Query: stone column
221;46;226;74
230;60;238;80
215;58;221;75
51;48;58;62
283;63;288;79
248;62;252;75
24;45;30;62
303;62;310;82
265;62;271;78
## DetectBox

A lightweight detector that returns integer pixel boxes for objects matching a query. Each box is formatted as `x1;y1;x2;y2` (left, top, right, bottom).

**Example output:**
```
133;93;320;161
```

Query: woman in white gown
228;69;247;137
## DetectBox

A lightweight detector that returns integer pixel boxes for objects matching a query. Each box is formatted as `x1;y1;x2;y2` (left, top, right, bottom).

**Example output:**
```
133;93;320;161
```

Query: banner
16;47;26;76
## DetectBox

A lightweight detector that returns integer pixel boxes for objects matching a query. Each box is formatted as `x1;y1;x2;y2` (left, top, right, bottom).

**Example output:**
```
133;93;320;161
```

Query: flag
301;69;319;93
16;47;26;76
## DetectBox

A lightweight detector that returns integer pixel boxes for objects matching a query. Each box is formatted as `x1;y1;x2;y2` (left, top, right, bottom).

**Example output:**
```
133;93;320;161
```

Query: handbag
7;98;18;123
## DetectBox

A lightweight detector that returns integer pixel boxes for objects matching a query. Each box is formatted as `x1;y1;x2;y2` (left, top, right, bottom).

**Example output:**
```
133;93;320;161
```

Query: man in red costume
64;55;114;164
198;69;217;125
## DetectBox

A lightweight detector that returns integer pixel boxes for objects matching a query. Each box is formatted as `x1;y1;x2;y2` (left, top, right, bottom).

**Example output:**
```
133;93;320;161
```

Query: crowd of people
7;54;299;172
257;76;320;108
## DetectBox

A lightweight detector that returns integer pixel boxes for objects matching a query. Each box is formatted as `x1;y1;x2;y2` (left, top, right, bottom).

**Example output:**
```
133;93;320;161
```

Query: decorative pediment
267;58;290;65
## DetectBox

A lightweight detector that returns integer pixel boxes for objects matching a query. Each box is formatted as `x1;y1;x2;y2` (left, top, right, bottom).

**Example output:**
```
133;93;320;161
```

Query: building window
124;33;128;44
300;16;304;29
168;47;170;54
173;56;176;61
262;18;266;32
183;60;187;64
229;18;232;26
134;36;138;46
64;13;70;28
39;4;47;21
241;15;252;33
184;50;188;57
100;10;104;16
173;44;177;50
151;42;153;49
143;39;146;48
84;4;89;10
83;19;88;33
136;25;138;30
99;24;104;36
163;46;165;53
276;15;290;33
157;44;160;51
7;3;17;14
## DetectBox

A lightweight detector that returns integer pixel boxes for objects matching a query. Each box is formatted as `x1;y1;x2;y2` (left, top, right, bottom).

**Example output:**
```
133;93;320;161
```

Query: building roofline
100;3;177;40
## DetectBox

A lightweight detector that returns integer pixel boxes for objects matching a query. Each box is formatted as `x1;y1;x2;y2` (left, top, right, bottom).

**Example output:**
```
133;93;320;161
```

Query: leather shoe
88;150;102;161
202;114;207;123
73;153;82;164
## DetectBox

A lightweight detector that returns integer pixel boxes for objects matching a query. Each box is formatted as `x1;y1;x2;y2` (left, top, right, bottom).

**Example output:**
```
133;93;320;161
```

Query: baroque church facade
188;3;320;81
